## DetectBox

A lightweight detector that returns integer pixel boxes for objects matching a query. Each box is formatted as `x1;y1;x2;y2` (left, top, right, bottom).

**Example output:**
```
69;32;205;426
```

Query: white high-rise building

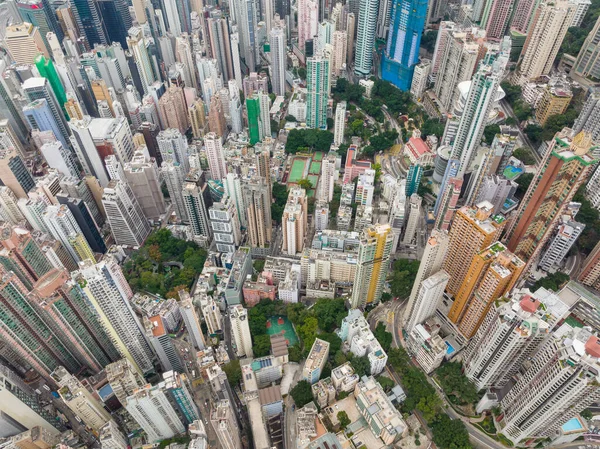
332;30;348;76
51;367;111;432
464;288;569;391
282;188;308;256
105;359;145;405
40;141;79;178
574;92;600;145
306;54;330;130
162;161;189;222
200;294;222;336
157;128;189;174
354;0;379;76
224;173;247;226
571;0;591;26
204;132;227;180
500;325;600;444
163;0;182;36
258;92;272;138
333;101;346;145
403;230;449;329
69;117;110;186
144;315;184;373
101;180;150;247
402;194;422;246
183;169;212;244
178;291;206;350
127;28;157;95
270;26;286;96
405;271;449;333
539;218;585;272
209;196;242;254
76;258;155;373
211;400;243;449
126;385;186;441
319;151;338;201
42;204;94;263
228;81;243;133
586;165;600;209
100;420;128;449
229;304;253;358
515;0;575;84
0;186;25;224
410;59;431;100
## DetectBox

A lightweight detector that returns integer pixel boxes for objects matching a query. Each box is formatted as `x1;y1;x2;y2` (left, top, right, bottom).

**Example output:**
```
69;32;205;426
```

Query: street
499;99;541;165
0;4;12;41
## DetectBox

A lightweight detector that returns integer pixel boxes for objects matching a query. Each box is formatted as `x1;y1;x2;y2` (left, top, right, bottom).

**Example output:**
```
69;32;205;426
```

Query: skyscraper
162;162;189;222
209;196;242;253
514;0;574;84
333;101;346;145
499;326;600;444
351;224;394;308
448;242;525;339
354;0;378;76
229;304;253;358
346;12;356;68
76;258;155;373
144;315;184;373
70;0;108;46
443;202;505;296
270;26;286;96
504;130;597;270
405;271;450;333
3;22;49;64
0;148;34;199
158;86;189;134
34;55;67;115
282;188;308;256
105;358;145;405
69;118;110;187
23;99;70;149
485;0;516;41
332;30;348;76
123;151;166;220
298;0;318;54
157;128;189;173
101;180;151;247
306;54;330;129
178;291;205;350
380;0;428;90
246;95;262;145
182;169;213;245
207;14;234;81
463;288;569;391
573;17;600;80
573;91;600;142
0;186;24;225
42;204;95;264
204;132;227;181
242;176;272;248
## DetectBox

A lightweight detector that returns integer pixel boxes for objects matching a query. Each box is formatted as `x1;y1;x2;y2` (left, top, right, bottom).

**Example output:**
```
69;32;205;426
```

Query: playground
288;158;310;183
265;315;299;347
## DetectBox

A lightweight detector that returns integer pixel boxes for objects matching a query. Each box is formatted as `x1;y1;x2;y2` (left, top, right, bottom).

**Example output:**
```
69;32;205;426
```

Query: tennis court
309;161;321;174
289;158;309;183
308;174;319;189
265;316;299;346
313;151;324;161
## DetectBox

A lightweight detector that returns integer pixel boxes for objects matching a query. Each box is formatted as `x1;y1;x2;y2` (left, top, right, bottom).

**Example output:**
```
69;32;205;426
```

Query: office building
123;151;166;220
242;176;272;248
333;101;346;145
75;258;155;373
381;0;428;90
126;385;186;441
34;55;66;113
449;242;525;338
303;339;330;384
505;130;597;269
101;180;150;247
282;188;308;256
443;202;505;296
0;149;34;199
105;359;145;405
306;54;330;129
464;288;569;391
70;0;108;46
127;28;156;95
4;23;49;64
51;367;111;431
229;305;253;358
354;0;379;76
500;326;600;444
183;169;212;245
56;196;106;254
351;224;393;308
42;205;95;264
514;0;575;83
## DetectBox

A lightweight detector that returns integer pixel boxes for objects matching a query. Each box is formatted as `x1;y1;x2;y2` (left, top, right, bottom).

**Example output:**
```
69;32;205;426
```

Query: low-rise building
259;385;283;417
296;402;318;448
404;136;435;166
303;339;330;384
331;362;359;393
243;272;277;306
338;309;388;375
306;280;336;299
311;377;336;407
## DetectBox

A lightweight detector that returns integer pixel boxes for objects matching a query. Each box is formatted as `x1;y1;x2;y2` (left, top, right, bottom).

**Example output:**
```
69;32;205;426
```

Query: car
292;404;295;411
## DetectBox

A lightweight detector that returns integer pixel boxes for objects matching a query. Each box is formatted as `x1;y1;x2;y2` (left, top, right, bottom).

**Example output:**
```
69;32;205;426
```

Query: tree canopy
532;272;570;292
435;362;480;405
351;355;371;378
484;124;501;145
290;380;313;408
390;259;421;299
285;129;334;153
431;414;473;449
512;148;536;166
222;360;242;387
312;297;347;332
337;411;351;429
374;323;393;352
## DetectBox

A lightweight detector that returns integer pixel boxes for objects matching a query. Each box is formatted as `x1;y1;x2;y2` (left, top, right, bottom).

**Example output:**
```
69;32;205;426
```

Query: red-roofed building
404;137;434;166
343;145;371;183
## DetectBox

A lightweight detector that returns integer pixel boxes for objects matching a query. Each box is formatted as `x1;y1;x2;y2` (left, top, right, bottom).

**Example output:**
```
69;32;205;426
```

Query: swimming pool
445;341;455;355
561;417;583;432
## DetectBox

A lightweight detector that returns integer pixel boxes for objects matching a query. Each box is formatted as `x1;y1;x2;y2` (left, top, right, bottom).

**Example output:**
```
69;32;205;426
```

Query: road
499;99;541;165
0;5;12;41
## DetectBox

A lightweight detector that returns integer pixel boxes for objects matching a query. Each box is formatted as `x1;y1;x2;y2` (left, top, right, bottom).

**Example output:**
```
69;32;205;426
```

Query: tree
351;356;371;377
390;259;420;299
337;411;351;429
582;409;593;420
374;323;393;352
334;350;347;366
512;147;536;165
421;30;438;53
515;173;533;198
381;292;393;303
289;344;303;362
290;380;313;407
298;67;307;80
318;332;342;355
285;115;297;122
253;334;272;357
327;117;334;129
222;360;242;387
532;272;570;292
298;316;319;349
377;375;395;392
298;178;313;190
312;298;347;332
421;118;445;138
373;163;382;183
484;124;501;145
431;414;473;449
436;362;479;405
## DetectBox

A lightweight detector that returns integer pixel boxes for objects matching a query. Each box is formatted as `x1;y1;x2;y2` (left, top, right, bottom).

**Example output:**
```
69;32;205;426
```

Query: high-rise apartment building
99;420;128;449
229;305;253;358
410;59;431;100
204;132;227;181
333;101;346;145
105;358;145;405
270;27;286;96
500;326;600;444
127;28;156;95
158;86;189;134
351;224;393;308
55;196;106;254
188;99;206;139
51;366;111;431
211;400;243;449
209;196;242;254
539;217;584;272
332;30;347;76
246;95;262;145
144;315;184;373
405;271;450;333
42;204;95;264
443;202;505;296
123;150;166;220
0;186;25;225
402;194;422;246
75;258;155;373
380;0;428;90
319;151;338;202
298;0;318;54
101;180;150;247
464;288;569;391
4;22;49;64
22;77;69;145
157;128;189;173
126;384;186;441
242;176;272;248
178;291;205;350
505;130;597;269
69;118;110;187
514;0;574;83
282;188;308;256
448;242;525;338
354;0;378;76
306;54;330;129
485;0;515;41
573;91;600;143
0;148;35;199
182;169;213;245
403;230;449;330
573;17;600;80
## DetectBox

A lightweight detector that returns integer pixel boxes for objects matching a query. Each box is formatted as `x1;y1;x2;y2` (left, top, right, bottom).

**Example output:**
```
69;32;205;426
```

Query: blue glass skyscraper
381;0;428;91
